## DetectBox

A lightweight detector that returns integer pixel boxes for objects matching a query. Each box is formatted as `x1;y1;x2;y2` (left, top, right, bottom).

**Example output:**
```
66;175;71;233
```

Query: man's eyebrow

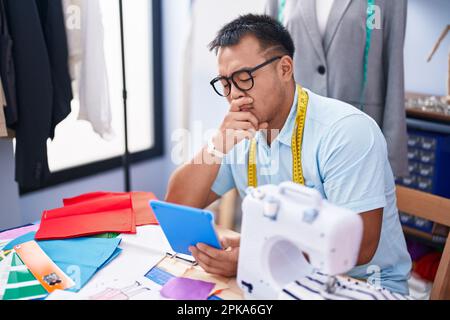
217;66;248;78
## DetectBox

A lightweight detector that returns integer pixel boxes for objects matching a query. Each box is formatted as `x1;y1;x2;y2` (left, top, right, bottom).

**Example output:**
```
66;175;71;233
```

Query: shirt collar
256;85;299;147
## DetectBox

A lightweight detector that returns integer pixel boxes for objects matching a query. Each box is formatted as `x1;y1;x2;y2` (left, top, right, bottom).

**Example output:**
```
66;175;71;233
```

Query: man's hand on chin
189;236;240;278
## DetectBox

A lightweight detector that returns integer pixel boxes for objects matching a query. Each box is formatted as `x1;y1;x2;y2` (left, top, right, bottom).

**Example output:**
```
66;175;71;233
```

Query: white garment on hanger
63;0;113;139
315;0;335;38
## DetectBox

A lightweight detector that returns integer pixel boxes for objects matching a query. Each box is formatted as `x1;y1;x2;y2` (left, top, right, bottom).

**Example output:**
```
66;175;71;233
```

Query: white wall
404;0;450;96
187;0;266;153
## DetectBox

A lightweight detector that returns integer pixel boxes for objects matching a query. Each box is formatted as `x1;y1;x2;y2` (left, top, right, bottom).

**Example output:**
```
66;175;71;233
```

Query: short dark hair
208;14;295;58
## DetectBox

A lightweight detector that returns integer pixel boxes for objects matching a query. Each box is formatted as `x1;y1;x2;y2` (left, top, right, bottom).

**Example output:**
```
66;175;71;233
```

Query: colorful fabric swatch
2;253;47;300
160;277;215;300
14;241;75;293
4;232;122;291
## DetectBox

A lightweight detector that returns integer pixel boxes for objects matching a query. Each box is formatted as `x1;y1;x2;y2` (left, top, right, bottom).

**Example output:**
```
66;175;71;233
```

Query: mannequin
316;0;335;38
266;0;409;177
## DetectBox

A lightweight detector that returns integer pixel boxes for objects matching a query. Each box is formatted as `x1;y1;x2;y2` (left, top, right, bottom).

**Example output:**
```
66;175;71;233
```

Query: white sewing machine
237;182;363;300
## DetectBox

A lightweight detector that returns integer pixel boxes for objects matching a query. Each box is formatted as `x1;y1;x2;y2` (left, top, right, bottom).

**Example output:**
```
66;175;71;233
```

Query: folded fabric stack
36;191;159;240
0;191;159;300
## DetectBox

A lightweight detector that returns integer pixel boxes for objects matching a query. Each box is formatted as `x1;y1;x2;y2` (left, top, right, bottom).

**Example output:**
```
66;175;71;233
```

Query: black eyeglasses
210;56;282;97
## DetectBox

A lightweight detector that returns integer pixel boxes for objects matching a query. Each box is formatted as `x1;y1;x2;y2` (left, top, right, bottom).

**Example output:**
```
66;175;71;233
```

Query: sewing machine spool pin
263;197;280;221
325;276;338;294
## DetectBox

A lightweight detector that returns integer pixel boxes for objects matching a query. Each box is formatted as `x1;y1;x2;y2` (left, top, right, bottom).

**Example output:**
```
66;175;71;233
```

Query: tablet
149;200;222;255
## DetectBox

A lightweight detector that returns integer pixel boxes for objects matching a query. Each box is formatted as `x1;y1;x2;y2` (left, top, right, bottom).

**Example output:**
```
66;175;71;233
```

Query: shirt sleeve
211;158;236;197
318;114;388;213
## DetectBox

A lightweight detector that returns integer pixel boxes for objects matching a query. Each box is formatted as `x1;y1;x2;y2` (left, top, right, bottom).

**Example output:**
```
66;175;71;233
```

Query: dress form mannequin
316;0;335;38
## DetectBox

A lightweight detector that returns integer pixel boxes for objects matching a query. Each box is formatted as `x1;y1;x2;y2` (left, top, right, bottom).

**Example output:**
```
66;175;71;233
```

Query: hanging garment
265;0;409;177
35;0;73;139
4;0;73;189
62;0;113;139
315;0;335;37
0;0;17;128
0;76;5;107
0;79;6;137
0;107;7;137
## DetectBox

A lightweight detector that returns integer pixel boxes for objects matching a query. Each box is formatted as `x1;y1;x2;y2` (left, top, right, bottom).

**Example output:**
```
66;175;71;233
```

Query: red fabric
63;191;158;226
413;251;442;282
36;194;135;240
63;192;113;205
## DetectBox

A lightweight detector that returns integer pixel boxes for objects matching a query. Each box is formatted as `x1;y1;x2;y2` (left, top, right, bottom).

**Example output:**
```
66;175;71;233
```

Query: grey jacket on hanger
266;0;408;177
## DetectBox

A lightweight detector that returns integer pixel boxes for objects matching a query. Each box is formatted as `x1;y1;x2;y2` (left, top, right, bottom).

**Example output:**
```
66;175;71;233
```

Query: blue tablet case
149;200;222;255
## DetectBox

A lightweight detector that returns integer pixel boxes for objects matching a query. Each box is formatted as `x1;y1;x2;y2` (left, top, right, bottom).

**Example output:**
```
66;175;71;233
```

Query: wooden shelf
402;226;446;250
405;91;450;124
406;109;450;124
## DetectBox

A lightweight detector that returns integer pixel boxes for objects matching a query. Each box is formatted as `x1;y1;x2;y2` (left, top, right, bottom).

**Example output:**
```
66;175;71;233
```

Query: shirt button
317;65;326;75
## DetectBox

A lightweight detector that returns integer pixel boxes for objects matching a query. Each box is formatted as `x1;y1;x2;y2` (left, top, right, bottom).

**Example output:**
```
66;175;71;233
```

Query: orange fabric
130;192;159;225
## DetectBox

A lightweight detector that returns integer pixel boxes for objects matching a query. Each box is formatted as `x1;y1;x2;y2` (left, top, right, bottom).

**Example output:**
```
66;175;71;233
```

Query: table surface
1;222;244;300
73;224;244;299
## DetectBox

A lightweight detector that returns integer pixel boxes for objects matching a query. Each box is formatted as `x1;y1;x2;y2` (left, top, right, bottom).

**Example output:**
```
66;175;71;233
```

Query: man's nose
230;82;245;100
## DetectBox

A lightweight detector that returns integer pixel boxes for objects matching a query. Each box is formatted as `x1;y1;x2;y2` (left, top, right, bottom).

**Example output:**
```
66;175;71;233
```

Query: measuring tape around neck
278;0;287;24
361;0;376;111
248;84;308;187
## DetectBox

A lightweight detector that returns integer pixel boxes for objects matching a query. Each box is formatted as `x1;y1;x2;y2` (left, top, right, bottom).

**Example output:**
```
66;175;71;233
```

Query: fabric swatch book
1;252;48;300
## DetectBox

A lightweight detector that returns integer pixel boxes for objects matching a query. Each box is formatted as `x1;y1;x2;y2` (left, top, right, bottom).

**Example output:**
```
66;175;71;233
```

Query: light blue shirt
211;87;412;295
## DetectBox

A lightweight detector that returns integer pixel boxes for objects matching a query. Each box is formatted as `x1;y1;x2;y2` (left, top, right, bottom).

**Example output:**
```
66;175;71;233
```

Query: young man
166;14;411;294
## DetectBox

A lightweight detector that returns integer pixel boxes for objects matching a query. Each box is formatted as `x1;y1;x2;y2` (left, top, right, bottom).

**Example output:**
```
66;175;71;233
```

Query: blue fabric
4;232;36;250
4;232;122;291
211;87;412;295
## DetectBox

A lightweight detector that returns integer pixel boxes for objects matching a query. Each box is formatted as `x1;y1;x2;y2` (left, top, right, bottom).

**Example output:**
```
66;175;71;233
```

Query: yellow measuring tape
248;84;308;187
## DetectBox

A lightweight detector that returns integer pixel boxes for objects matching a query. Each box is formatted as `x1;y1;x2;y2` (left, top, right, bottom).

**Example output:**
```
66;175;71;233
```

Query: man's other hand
189;237;240;278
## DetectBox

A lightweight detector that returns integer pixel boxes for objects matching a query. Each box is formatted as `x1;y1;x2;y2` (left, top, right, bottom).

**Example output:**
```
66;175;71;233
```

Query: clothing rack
118;0;131;192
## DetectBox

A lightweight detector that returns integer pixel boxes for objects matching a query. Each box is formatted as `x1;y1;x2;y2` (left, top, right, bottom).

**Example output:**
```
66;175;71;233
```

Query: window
20;0;164;194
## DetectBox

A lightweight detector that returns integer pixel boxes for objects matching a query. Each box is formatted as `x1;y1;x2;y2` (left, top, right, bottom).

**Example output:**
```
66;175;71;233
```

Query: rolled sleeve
319;115;387;213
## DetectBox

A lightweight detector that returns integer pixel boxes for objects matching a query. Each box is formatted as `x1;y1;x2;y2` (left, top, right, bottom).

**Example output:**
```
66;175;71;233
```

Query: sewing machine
237;182;363;300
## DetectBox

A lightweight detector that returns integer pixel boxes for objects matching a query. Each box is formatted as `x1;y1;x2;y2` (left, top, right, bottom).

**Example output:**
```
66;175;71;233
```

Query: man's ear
279;56;294;81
